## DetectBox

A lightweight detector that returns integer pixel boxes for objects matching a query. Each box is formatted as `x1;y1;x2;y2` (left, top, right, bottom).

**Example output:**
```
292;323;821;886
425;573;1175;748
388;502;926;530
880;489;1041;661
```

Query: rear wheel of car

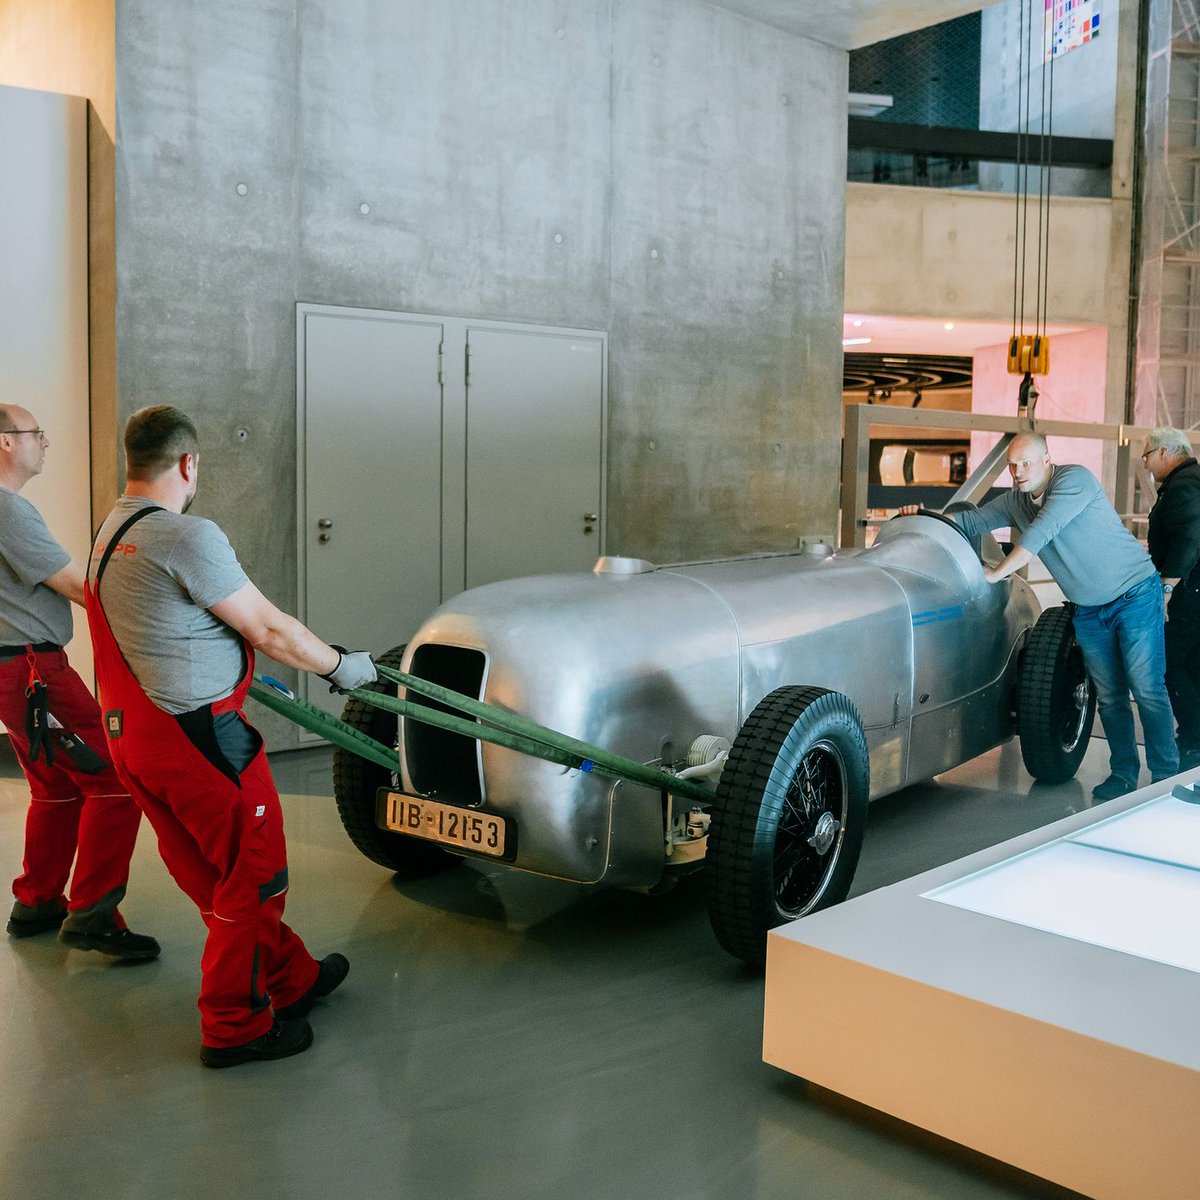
1018;605;1097;783
333;644;460;877
705;686;870;968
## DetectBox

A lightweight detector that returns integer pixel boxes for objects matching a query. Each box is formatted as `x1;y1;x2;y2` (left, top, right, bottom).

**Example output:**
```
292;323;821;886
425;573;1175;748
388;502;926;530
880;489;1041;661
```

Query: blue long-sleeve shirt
954;464;1155;606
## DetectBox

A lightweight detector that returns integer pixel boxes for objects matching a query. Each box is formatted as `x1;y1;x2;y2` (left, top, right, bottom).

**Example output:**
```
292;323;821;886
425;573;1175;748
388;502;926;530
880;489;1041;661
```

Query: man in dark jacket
1143;427;1200;770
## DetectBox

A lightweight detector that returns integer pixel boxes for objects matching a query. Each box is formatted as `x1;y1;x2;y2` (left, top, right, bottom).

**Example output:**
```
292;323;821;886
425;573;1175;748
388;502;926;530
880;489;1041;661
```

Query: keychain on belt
20;646;106;771
24;646;53;765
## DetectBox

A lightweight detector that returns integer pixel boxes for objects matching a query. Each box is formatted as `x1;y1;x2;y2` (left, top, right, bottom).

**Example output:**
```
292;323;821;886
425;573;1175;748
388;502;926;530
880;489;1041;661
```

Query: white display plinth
763;778;1200;1200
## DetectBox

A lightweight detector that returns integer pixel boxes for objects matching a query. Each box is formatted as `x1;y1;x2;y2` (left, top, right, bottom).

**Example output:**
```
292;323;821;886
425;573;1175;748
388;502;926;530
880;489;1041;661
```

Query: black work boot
200;1018;314;1069
7;900;67;938
59;925;161;961
1091;774;1137;802
274;953;350;1021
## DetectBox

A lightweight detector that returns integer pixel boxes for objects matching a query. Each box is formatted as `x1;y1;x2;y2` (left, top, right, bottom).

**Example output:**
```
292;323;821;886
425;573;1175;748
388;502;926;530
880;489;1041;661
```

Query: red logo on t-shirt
113;543;137;556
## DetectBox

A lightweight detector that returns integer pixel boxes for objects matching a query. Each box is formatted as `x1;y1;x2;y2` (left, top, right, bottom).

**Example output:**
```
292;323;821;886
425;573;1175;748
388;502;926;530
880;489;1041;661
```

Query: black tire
332;644;459;877
705;687;870;968
1018;605;1097;783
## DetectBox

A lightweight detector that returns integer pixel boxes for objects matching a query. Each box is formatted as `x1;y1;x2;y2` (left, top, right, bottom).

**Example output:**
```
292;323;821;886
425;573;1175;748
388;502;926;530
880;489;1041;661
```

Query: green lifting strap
362;665;716;805
248;672;715;805
247;678;399;773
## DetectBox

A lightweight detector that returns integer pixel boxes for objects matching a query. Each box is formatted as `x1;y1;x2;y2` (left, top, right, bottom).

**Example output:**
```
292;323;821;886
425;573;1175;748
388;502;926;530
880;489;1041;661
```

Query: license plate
381;792;507;858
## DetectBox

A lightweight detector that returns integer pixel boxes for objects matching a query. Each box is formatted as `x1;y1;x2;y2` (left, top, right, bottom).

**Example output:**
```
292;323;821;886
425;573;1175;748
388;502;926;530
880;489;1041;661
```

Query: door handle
583;512;597;535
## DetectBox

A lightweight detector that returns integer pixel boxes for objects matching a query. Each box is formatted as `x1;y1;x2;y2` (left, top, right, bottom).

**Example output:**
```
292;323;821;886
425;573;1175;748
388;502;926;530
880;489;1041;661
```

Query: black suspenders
92;506;164;589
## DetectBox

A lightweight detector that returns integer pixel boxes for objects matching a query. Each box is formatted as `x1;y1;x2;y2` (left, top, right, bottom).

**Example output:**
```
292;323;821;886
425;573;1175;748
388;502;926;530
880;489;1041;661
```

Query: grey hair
1145;427;1193;458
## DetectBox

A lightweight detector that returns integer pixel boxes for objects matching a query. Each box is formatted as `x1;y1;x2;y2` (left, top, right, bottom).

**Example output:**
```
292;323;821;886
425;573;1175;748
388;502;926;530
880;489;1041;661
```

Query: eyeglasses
3;429;47;440
1140;447;1163;462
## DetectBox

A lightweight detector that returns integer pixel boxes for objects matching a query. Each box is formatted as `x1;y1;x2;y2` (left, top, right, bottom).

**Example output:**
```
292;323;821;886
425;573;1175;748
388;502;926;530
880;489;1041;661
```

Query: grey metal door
301;311;444;713
464;327;604;589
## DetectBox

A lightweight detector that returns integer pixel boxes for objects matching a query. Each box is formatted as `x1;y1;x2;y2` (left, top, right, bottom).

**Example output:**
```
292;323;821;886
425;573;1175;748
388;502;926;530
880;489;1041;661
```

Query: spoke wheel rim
772;739;847;918
1059;647;1093;753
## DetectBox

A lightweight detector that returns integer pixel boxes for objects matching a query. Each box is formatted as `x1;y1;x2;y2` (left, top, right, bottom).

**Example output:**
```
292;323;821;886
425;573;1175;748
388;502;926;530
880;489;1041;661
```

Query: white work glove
321;646;378;693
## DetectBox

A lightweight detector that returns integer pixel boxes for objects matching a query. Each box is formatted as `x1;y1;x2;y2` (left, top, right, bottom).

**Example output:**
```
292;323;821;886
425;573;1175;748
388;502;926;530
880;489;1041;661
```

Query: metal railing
839;403;1195;549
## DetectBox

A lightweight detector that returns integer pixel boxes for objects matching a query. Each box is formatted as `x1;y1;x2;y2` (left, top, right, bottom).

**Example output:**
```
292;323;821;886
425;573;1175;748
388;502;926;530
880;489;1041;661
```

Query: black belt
0;642;61;661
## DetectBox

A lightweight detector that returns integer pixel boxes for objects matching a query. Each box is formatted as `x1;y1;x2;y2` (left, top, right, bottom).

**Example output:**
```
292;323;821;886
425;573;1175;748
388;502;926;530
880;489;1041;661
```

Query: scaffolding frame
839;403;1193;548
1136;0;1200;444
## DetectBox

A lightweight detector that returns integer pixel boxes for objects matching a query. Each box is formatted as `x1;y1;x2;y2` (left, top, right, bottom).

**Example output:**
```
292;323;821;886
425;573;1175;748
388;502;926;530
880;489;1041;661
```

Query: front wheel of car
705;686;870;968
1017;605;1097;783
333;644;460;877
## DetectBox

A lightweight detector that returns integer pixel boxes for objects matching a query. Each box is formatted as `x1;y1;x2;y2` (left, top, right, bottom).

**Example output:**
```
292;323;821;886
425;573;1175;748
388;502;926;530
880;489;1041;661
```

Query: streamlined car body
334;511;1095;964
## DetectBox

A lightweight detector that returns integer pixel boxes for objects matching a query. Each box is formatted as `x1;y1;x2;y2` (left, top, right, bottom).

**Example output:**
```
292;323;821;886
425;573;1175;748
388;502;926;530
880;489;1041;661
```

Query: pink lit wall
970;327;1108;481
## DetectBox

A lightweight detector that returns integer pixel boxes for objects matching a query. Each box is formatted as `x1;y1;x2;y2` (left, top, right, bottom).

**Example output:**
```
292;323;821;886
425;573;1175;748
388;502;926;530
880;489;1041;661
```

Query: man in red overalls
87;406;376;1067
0;404;157;960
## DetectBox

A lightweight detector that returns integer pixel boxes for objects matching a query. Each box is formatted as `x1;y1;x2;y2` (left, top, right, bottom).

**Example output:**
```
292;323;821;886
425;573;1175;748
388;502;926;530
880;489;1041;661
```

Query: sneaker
7;900;67;938
200;1018;313;1069
274;954;350;1021
59;926;161;961
1092;775;1137;802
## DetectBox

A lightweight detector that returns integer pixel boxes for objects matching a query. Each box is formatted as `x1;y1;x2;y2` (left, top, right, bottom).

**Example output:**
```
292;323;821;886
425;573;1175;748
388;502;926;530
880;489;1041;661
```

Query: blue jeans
1072;574;1179;782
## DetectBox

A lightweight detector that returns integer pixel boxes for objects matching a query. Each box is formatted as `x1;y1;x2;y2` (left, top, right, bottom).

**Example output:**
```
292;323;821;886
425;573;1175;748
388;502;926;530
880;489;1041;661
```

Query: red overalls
0;648;141;925
85;507;318;1047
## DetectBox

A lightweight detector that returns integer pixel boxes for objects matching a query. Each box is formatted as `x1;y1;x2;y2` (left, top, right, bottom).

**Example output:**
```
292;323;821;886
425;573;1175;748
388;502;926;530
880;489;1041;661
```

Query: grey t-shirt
89;496;249;714
0;486;73;646
955;464;1155;606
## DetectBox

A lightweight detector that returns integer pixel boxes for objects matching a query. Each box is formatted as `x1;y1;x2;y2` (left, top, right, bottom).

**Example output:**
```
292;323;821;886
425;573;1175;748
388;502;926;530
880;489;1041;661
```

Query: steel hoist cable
1010;0;1057;411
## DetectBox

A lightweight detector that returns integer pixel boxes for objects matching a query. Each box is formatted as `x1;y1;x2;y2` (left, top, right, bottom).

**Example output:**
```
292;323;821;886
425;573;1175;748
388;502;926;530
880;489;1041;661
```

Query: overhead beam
848;119;1114;168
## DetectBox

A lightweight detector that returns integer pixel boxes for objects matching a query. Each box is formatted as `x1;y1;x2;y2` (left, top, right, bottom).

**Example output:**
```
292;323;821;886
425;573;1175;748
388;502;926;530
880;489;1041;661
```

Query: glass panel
926;794;1200;974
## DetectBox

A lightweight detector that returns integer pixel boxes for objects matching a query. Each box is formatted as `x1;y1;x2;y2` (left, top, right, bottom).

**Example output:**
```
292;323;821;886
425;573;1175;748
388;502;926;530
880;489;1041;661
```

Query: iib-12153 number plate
380;791;507;858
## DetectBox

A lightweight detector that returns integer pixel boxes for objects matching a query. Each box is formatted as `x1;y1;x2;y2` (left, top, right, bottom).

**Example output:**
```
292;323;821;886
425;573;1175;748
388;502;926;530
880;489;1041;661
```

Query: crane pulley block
1008;334;1050;376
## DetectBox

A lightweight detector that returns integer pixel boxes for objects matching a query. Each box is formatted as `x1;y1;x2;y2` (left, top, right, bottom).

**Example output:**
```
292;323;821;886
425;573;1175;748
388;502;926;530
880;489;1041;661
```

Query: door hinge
464;341;471;387
437;340;444;387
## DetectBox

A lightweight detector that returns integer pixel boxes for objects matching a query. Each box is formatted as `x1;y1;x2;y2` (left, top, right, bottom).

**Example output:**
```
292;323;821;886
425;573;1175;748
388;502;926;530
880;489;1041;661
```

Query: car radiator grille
405;644;485;807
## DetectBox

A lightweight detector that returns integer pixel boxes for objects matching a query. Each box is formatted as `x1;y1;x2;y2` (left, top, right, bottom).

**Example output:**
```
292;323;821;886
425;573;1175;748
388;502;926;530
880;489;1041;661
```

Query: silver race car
334;509;1095;964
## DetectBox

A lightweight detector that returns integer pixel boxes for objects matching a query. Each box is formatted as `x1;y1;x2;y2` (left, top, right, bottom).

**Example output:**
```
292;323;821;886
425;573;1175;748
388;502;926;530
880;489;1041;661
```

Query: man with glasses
1142;427;1200;770
0;404;158;958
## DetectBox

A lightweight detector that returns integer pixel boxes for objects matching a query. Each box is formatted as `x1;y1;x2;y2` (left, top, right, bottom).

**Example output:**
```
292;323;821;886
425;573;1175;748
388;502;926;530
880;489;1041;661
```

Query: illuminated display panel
926;794;1200;974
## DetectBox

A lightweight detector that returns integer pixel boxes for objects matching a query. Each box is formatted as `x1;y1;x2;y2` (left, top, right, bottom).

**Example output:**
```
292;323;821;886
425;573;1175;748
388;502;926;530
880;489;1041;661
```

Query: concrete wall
0;0;118;524
115;0;847;597
845;183;1113;324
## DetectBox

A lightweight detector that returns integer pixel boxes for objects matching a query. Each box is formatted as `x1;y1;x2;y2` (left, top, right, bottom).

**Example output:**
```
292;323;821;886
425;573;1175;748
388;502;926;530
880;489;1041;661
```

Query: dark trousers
1166;586;1200;753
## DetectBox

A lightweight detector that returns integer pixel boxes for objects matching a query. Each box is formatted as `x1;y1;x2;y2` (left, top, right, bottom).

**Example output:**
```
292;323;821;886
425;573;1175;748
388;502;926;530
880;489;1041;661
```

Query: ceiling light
843;337;872;347
848;92;894;118
944;322;955;330
852;319;864;328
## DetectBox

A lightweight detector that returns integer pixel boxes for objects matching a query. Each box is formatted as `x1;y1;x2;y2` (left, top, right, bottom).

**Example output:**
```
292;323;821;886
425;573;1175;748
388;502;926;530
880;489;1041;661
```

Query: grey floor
0;735;1115;1200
